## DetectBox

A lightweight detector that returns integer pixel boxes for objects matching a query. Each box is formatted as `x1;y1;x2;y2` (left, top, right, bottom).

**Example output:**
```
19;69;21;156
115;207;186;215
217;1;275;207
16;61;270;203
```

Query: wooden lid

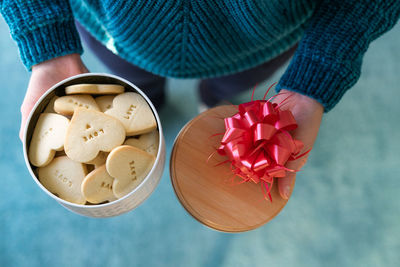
170;105;293;232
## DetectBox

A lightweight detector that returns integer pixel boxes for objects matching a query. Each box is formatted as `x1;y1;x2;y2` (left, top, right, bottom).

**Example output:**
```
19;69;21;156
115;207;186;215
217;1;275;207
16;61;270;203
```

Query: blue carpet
0;17;399;267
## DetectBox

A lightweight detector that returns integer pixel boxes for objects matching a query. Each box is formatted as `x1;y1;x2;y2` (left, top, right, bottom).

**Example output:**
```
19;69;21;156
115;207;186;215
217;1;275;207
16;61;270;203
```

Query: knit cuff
276;53;360;112
14;19;83;70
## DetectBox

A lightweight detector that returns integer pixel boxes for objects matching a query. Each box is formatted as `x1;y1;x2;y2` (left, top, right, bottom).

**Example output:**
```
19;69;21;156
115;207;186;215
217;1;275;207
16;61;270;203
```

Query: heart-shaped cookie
54;95;100;116
124;130;159;156
65;108;125;163
29;113;69;167
84;151;109;167
105;92;157;136
95;95;115;112
38;156;87;204
81;165;116;204
65;84;124;95
106;145;155;198
43;95;59;113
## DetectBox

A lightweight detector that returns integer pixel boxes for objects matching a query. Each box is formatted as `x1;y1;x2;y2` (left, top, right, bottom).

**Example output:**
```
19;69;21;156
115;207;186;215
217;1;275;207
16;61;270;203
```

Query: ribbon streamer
216;94;308;201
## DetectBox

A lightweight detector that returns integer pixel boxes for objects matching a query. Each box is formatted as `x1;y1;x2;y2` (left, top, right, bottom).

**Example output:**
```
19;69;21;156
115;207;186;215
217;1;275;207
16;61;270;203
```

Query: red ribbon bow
217;98;307;201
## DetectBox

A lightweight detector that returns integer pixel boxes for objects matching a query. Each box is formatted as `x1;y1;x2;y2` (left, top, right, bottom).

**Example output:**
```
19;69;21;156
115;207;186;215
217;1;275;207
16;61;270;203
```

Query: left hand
20;54;88;141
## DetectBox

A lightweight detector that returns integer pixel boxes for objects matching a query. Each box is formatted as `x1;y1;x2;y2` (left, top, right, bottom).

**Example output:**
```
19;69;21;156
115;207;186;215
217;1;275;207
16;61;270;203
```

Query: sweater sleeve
275;0;400;112
0;0;83;70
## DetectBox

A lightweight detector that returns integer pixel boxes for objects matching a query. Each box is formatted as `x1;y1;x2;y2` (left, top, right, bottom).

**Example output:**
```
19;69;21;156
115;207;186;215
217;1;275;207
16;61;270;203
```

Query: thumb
278;155;308;199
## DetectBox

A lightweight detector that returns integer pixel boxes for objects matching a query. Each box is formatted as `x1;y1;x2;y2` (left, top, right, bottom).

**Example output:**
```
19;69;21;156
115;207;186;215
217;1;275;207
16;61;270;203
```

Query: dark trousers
76;23;297;109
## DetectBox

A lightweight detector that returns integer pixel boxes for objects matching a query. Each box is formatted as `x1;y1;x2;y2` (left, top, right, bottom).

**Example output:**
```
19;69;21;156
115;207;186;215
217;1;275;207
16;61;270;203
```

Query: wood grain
170;105;293;232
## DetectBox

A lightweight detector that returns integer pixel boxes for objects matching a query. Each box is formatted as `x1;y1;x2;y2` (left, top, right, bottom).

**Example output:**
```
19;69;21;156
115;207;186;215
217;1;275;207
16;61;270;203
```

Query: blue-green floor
0;18;399;267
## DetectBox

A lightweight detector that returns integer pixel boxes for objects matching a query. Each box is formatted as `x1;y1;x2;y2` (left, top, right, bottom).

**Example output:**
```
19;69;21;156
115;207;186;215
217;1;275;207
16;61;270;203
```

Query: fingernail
283;186;291;199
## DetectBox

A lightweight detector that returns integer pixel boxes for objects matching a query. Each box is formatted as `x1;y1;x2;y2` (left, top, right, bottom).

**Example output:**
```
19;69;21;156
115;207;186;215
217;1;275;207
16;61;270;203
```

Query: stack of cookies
28;84;159;205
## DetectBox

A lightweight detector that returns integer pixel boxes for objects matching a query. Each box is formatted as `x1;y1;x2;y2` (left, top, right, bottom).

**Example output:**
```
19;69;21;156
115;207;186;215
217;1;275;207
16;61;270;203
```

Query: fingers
278;172;296;199
19;54;89;142
19;103;31;142
19;94;39;141
278;155;308;199
19;120;25;141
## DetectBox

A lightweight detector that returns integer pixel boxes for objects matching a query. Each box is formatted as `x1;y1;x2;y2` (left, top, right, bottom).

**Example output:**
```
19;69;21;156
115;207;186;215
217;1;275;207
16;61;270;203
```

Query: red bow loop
254;123;277;143
216;95;310;201
275;110;297;131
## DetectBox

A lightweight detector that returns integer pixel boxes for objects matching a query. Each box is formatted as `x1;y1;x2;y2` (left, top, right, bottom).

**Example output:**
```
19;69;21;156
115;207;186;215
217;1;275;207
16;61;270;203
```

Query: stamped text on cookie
123;104;137;120
55;170;73;187
129;160;137;181
82;124;105;142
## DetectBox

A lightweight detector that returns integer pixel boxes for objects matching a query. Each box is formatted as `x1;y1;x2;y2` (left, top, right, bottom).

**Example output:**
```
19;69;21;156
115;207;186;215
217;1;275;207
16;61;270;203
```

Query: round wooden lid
170;105;293;232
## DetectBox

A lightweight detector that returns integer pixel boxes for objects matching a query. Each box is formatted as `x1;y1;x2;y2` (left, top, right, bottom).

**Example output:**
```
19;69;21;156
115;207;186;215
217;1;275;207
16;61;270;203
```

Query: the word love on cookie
65;108;125;163
105;92;157;136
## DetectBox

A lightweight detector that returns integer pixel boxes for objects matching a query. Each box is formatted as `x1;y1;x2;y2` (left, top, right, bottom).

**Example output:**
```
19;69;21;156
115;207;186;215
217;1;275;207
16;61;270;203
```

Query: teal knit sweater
1;0;399;111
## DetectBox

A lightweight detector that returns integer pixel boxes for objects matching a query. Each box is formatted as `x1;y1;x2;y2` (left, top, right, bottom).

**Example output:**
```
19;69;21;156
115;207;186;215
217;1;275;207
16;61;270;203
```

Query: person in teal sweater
1;0;399;199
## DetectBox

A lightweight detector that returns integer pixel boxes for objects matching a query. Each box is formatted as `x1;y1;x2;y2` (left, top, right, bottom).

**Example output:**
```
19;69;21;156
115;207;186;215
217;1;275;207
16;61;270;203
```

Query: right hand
20;53;89;141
